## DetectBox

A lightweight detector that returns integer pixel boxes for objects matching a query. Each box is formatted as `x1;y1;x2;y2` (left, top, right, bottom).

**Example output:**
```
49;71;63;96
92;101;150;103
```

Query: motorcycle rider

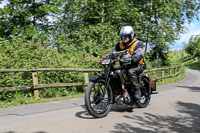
112;26;146;100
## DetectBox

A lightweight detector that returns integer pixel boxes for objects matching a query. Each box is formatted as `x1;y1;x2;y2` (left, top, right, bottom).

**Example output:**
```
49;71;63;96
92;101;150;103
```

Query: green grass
156;70;186;86
186;61;200;70
168;50;186;65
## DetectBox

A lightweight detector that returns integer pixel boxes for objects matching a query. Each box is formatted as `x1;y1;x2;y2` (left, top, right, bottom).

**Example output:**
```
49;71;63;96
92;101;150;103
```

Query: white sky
0;0;7;8
171;17;200;51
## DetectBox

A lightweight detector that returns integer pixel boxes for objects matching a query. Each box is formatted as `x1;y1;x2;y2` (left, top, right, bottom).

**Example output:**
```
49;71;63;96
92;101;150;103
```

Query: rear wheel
85;79;113;118
137;77;151;108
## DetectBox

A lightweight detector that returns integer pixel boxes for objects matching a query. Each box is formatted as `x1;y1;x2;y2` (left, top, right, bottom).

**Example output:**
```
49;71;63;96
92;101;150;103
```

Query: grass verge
185;61;200;70
156;70;186;86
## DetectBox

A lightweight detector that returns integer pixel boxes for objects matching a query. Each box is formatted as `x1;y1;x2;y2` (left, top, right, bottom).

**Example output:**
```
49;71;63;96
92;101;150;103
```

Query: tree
53;0;122;53
0;0;200;66
0;0;60;40
185;34;200;58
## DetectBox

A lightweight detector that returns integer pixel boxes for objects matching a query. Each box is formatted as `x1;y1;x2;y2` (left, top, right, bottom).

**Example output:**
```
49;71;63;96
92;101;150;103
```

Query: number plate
102;59;110;65
150;82;156;91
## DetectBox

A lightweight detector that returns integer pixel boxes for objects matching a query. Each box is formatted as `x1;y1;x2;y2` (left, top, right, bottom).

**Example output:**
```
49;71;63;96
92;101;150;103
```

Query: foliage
0;0;60;40
0;38;95;104
49;0;200;63
186;61;200;70
185;34;200;58
0;0;199;60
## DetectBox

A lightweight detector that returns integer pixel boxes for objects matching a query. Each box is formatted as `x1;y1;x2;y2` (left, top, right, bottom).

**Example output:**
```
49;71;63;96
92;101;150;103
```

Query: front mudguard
90;75;115;104
91;75;106;82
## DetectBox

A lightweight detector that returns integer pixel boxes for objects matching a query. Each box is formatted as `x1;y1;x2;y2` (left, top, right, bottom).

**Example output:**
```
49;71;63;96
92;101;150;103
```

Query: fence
0;65;183;97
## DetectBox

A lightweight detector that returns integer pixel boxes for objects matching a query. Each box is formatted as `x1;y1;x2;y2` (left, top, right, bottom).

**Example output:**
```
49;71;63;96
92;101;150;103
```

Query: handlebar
112;50;127;56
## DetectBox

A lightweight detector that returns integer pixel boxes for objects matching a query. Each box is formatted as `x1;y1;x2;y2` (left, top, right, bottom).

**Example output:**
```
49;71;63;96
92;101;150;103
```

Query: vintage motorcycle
85;50;157;118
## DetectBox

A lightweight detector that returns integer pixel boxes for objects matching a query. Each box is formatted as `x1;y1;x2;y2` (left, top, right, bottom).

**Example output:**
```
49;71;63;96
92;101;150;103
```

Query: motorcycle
85;50;157;118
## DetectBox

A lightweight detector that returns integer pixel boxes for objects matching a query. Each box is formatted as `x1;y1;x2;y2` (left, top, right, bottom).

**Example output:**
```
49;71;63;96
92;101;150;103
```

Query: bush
0;38;100;104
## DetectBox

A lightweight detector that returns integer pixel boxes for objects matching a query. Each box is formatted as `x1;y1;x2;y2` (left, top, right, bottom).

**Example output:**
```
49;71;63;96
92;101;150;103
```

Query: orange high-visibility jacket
115;38;145;66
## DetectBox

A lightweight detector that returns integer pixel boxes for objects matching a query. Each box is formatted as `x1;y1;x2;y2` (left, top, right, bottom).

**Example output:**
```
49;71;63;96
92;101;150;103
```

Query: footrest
151;91;159;94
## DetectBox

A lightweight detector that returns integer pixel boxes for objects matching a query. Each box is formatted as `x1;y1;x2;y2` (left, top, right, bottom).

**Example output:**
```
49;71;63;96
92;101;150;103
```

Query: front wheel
85;79;113;118
137;77;151;108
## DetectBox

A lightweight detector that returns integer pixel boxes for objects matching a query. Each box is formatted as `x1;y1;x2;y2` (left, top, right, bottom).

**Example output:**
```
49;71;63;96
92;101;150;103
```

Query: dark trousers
126;65;143;88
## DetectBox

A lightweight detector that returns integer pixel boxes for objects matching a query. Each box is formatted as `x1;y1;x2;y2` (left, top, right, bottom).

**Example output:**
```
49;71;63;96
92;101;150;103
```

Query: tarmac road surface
0;69;199;133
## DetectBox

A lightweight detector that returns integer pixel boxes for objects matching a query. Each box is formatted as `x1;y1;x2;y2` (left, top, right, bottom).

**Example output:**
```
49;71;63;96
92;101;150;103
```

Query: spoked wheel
85;79;113;118
137;77;151;108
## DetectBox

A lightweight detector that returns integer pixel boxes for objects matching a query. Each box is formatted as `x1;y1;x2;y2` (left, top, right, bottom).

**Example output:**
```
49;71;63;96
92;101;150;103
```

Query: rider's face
122;35;130;43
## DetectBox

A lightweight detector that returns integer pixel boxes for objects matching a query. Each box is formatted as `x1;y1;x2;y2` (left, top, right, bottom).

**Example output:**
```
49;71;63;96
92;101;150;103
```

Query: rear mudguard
138;73;150;82
138;73;151;92
138;73;157;94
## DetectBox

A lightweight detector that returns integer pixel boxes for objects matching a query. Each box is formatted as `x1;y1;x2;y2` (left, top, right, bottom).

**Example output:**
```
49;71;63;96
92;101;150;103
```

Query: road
0;69;199;133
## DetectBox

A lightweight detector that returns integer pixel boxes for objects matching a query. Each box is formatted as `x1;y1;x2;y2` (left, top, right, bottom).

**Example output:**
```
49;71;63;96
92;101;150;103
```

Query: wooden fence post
162;70;165;82
178;66;181;76
169;68;172;75
175;67;177;74
84;73;89;85
32;72;39;98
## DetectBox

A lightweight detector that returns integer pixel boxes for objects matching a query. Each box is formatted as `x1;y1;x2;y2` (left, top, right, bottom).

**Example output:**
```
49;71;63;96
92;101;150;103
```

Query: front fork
116;70;131;103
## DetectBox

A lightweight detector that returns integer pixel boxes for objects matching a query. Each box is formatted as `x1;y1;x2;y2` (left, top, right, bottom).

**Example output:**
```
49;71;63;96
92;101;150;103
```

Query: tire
85;79;113;118
137;77;151;108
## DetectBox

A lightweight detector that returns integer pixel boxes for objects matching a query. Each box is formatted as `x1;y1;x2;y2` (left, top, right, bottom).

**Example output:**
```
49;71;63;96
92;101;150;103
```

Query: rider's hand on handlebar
122;58;131;63
107;53;116;59
121;58;132;68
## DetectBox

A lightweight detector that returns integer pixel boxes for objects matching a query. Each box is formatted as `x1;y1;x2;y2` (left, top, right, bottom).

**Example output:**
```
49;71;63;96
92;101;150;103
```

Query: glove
121;58;132;68
130;55;143;63
122;58;132;64
106;51;116;59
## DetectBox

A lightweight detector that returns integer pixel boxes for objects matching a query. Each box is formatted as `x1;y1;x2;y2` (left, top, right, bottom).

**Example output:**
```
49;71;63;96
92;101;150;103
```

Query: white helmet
119;26;134;40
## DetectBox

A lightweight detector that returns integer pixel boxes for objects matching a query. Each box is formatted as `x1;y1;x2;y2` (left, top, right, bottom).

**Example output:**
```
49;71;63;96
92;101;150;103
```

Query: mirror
93;52;98;57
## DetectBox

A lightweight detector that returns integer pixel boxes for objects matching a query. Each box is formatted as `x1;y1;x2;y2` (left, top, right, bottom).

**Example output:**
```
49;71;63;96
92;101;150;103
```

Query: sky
0;0;200;51
0;0;7;8
170;16;200;51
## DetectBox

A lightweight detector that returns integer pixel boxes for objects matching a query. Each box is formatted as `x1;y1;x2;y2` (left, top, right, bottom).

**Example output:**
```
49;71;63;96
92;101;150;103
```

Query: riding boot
134;84;141;100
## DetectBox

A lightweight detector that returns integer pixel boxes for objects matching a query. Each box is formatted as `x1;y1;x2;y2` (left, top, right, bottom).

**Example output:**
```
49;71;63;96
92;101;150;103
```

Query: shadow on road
75;104;136;119
111;101;200;133
111;104;136;113
177;86;200;92
75;110;94;119
75;105;95;119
